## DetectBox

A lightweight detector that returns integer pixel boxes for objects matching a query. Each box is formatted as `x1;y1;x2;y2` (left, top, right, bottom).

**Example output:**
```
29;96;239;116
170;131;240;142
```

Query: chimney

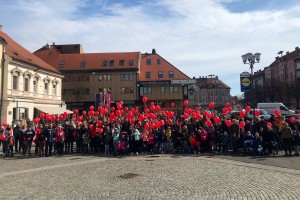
0;25;2;32
286;51;289;55
296;46;299;50
152;48;156;54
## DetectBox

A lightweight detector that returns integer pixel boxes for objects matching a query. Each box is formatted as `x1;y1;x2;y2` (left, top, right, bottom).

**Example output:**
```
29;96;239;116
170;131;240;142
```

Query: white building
0;26;68;124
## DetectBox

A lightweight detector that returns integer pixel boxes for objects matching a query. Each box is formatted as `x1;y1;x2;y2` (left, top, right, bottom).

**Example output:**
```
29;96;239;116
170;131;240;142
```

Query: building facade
188;76;231;109
35;46;193;113
0;26;65;124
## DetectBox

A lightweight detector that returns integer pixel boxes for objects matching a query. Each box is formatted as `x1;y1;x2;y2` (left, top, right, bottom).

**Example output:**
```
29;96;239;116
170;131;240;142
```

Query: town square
1;0;300;199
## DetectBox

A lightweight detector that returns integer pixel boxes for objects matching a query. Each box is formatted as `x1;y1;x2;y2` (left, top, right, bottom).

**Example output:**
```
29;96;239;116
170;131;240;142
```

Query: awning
35;106;73;115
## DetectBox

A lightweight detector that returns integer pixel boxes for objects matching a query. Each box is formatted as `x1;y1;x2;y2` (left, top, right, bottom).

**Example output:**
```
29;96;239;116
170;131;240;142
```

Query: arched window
52;80;58;96
44;78;51;95
23;72;32;92
11;68;22;91
33;74;41;94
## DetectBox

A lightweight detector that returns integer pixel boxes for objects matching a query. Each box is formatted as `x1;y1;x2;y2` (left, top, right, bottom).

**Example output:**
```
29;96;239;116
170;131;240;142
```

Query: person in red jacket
55;125;65;156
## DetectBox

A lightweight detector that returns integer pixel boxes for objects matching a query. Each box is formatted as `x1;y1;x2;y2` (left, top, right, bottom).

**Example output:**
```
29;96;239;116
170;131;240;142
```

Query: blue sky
1;0;300;97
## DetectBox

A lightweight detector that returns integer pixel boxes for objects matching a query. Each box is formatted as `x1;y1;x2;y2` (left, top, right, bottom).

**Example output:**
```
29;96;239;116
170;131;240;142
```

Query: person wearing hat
281;122;293;156
24;125;35;156
55;125;65;156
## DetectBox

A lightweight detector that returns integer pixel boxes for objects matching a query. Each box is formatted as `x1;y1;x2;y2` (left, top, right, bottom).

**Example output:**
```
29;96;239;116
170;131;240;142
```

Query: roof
139;52;190;81
195;77;231;89
0;30;60;73
34;45;140;71
269;47;300;68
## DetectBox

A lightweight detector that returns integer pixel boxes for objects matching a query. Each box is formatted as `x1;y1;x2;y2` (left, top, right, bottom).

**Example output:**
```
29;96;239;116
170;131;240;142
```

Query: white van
257;103;295;115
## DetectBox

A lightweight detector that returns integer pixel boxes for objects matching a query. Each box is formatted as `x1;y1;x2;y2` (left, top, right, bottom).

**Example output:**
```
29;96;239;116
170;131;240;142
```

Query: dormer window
58;61;65;68
80;61;87;67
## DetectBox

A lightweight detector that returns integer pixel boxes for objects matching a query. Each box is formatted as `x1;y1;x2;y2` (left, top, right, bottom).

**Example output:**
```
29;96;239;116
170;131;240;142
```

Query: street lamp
241;52;261;107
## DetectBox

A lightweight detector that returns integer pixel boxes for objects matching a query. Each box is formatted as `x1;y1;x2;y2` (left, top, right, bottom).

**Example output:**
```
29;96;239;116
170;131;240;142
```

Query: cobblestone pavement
0;155;300;200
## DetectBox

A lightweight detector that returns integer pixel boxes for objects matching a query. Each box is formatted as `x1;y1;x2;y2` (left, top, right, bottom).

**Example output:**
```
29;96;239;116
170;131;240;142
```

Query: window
119;60;125;66
13;76;18;90
129;59;134;66
157;59;161;64
160;86;165;93
169;71;174;78
80;61;87;67
102;60;108;67
121;87;125;94
98;75;102;81
53;84;56;96
33;80;37;93
158;71;163;78
146;59;151;65
126;87;133;94
143;87;152;94
146;72;151;78
44;82;48;94
103;74;111;81
109;60;114;66
129;74;134;81
170;86;178;93
58;61;65;68
24;78;29;92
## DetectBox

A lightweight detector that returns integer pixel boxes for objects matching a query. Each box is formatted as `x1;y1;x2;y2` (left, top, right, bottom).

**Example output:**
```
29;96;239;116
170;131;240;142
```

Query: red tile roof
34;46;140;71
196;78;231;89
0;31;60;73
140;53;190;81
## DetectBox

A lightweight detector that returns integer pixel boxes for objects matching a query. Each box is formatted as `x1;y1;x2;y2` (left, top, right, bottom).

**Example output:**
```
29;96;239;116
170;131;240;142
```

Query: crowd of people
0;102;300;158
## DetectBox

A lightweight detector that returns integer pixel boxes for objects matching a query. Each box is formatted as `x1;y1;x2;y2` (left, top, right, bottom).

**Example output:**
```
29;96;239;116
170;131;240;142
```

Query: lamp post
241;52;261;107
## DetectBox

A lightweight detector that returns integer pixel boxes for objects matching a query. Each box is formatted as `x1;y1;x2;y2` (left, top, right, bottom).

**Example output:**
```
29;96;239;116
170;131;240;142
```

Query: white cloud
1;0;300;96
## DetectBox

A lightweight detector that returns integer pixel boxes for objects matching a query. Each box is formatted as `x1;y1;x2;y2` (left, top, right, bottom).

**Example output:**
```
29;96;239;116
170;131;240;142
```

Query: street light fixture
241;52;261;107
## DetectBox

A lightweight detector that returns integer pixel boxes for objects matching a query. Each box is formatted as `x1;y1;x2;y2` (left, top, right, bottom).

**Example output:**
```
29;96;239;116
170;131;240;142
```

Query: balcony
8;89;61;101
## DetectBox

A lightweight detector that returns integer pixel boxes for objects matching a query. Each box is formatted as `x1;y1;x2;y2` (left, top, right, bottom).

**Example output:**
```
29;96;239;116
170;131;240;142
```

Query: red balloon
72;114;76;118
245;106;251;113
95;111;99;116
119;101;124;105
97;120;103;127
206;120;213;127
214;116;220;124
63;112;69;118
183;113;188;119
210;113;215;118
239;121;245;128
46;116;51;122
2;122;7;127
142;96;148;103
144;108;150;114
105;104;109;108
59;115;64;121
150;102;155;106
98;106;102;112
39;113;45;119
298;115;300;120
267;122;272;127
117;103;122;110
171;103;175;108
150;122;156;129
74;109;79;114
98;128;104;134
209;102;215;109
228;107;233;112
89;106;94;111
51;115;56;121
124;107;129;112
115;110;121;116
101;109;107;116
274;109;280;116
82;111;86;116
226;120;232;127
88;111;94;117
290;117;296;123
167;118;173;125
111;107;115;112
159;120;165;126
239;110;246;118
254;109;260;117
0;134;6;141
183;100;189;107
225;102;231;108
223;107;228;114
169;111;175;117
77;116;83;122
33;118;39;124
155;105;161;112
196;113;201;120
144;123;150;130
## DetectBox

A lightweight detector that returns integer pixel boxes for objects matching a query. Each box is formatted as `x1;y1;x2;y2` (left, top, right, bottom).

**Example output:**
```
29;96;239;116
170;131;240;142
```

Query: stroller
117;131;128;155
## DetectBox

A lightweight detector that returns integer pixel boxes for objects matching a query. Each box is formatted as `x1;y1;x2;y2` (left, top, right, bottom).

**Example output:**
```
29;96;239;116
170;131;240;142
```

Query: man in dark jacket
24;125;35;155
43;123;55;157
13;122;22;154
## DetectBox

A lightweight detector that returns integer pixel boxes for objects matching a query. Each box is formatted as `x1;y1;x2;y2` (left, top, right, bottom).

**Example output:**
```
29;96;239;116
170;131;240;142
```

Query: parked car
257;103;295;116
229;109;271;121
285;114;300;124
